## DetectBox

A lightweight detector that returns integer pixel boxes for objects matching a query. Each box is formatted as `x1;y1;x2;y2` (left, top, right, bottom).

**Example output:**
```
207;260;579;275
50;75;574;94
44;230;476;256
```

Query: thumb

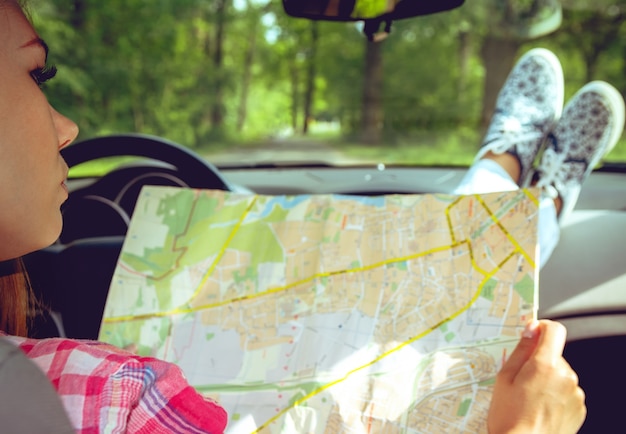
497;320;540;383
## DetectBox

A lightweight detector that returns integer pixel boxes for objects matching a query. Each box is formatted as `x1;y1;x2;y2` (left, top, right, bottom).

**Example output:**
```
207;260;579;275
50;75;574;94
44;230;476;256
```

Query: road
204;138;369;166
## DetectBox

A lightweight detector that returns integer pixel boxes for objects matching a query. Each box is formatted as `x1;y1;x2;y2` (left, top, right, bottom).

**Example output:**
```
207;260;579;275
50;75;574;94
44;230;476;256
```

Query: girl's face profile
0;3;79;261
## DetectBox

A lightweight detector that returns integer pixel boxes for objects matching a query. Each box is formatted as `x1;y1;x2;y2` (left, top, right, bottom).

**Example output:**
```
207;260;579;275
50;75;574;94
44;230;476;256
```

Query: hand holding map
489;320;585;434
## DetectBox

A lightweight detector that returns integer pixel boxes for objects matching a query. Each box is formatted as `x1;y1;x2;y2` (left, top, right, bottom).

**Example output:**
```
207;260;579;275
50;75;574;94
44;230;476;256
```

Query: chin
35;218;63;252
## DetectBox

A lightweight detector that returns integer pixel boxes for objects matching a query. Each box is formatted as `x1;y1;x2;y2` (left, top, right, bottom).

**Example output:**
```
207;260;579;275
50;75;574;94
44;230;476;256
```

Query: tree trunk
302;21;319;135
360;39;384;145
457;29;471;106
236;10;258;133
479;36;521;132
583;52;599;84
290;60;300;132
71;0;86;30
211;0;228;135
579;13;625;84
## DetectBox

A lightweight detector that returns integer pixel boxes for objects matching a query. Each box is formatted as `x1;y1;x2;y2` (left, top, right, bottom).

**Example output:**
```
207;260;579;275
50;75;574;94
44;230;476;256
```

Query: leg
454;48;564;268
473;48;564;187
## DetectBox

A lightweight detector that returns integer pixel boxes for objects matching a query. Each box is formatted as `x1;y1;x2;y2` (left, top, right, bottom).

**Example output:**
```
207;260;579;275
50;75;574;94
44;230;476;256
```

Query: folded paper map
99;186;539;433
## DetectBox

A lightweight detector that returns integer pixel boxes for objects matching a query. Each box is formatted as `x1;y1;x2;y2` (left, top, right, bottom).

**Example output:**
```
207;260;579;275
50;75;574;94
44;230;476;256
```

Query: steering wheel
59;133;234;243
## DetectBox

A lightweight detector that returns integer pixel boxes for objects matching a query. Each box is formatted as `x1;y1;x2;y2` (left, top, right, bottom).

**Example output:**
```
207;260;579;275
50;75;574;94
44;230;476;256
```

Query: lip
60;165;69;199
61;179;68;196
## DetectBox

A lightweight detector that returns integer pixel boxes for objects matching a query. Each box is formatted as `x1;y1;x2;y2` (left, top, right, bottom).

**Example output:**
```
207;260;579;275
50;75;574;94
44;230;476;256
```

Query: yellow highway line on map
445;196;464;245
182;195;259;307
446;191;536;266
252;246;519;432
103;240;467;323
103;195;257;324
522;188;540;207
103;192;533;323
102;191;535;429
252;193;532;431
473;193;535;269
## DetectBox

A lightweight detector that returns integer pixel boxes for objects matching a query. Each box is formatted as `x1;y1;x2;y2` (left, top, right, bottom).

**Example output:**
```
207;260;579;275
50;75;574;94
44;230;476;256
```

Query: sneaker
475;47;564;186
535;80;626;223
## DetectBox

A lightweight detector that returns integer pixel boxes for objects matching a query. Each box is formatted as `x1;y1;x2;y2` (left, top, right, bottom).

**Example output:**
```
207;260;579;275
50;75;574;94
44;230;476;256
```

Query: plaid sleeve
1;333;227;434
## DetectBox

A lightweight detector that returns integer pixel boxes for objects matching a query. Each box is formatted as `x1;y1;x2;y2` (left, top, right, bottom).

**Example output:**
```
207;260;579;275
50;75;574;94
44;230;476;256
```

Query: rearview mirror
282;0;465;40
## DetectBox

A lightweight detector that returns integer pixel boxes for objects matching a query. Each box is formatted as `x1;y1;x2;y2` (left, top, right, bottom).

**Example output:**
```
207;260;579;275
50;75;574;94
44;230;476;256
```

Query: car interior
17;0;626;432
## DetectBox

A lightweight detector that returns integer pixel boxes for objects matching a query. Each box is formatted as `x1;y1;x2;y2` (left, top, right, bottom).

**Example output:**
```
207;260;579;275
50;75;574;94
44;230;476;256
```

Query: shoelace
482;115;544;157
536;147;566;199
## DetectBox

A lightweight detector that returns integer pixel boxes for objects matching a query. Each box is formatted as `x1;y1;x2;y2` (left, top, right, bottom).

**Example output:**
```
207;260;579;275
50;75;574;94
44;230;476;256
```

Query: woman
0;0;589;432
0;1;227;432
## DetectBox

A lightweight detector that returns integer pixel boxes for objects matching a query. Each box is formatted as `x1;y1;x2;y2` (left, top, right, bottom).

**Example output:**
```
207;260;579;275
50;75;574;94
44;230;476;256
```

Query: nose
50;105;79;150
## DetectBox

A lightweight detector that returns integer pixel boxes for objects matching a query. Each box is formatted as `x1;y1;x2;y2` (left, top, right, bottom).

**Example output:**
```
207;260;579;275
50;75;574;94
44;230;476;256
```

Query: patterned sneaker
535;80;626;223
475;47;564;186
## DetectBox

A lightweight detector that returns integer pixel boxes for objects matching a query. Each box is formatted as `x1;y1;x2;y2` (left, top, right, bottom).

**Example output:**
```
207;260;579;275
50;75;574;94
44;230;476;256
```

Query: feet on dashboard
534;80;625;223
475;47;564;186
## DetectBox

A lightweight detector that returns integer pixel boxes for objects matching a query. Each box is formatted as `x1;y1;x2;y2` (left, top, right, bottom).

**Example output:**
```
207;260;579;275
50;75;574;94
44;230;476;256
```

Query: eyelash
30;64;57;88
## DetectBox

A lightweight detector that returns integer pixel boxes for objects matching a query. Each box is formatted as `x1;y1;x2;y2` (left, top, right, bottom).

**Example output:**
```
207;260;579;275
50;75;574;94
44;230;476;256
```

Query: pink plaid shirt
1;333;227;433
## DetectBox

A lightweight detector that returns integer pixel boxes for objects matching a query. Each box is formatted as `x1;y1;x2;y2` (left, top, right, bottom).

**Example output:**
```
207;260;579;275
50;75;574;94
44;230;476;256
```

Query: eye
30;64;57;88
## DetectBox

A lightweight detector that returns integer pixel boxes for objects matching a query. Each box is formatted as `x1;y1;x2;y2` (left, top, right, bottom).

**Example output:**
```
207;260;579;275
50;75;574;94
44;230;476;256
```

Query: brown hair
0;0;35;337
0;259;35;336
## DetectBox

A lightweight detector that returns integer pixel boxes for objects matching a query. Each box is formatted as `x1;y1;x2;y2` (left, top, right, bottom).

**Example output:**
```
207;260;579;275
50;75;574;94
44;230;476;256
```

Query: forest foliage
31;0;626;159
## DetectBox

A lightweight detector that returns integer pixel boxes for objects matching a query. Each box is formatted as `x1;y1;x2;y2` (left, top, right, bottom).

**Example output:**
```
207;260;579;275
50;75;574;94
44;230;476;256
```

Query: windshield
34;0;625;168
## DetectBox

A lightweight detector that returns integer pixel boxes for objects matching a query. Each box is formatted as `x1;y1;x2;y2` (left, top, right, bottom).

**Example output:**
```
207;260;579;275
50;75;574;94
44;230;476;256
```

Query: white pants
453;159;559;270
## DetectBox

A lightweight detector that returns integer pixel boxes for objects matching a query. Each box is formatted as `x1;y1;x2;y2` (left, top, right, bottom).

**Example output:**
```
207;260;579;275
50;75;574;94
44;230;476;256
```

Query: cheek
0;187;63;260
0;135;64;259
0;79;64;258
0;69;56;143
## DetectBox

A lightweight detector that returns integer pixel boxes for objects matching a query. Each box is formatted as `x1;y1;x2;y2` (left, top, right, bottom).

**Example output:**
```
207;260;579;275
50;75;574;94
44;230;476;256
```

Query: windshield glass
34;0;625;168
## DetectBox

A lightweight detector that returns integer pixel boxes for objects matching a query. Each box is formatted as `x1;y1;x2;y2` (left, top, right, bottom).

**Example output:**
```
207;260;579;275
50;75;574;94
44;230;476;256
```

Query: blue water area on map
250;195;312;219
250;194;387;220
334;194;386;208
